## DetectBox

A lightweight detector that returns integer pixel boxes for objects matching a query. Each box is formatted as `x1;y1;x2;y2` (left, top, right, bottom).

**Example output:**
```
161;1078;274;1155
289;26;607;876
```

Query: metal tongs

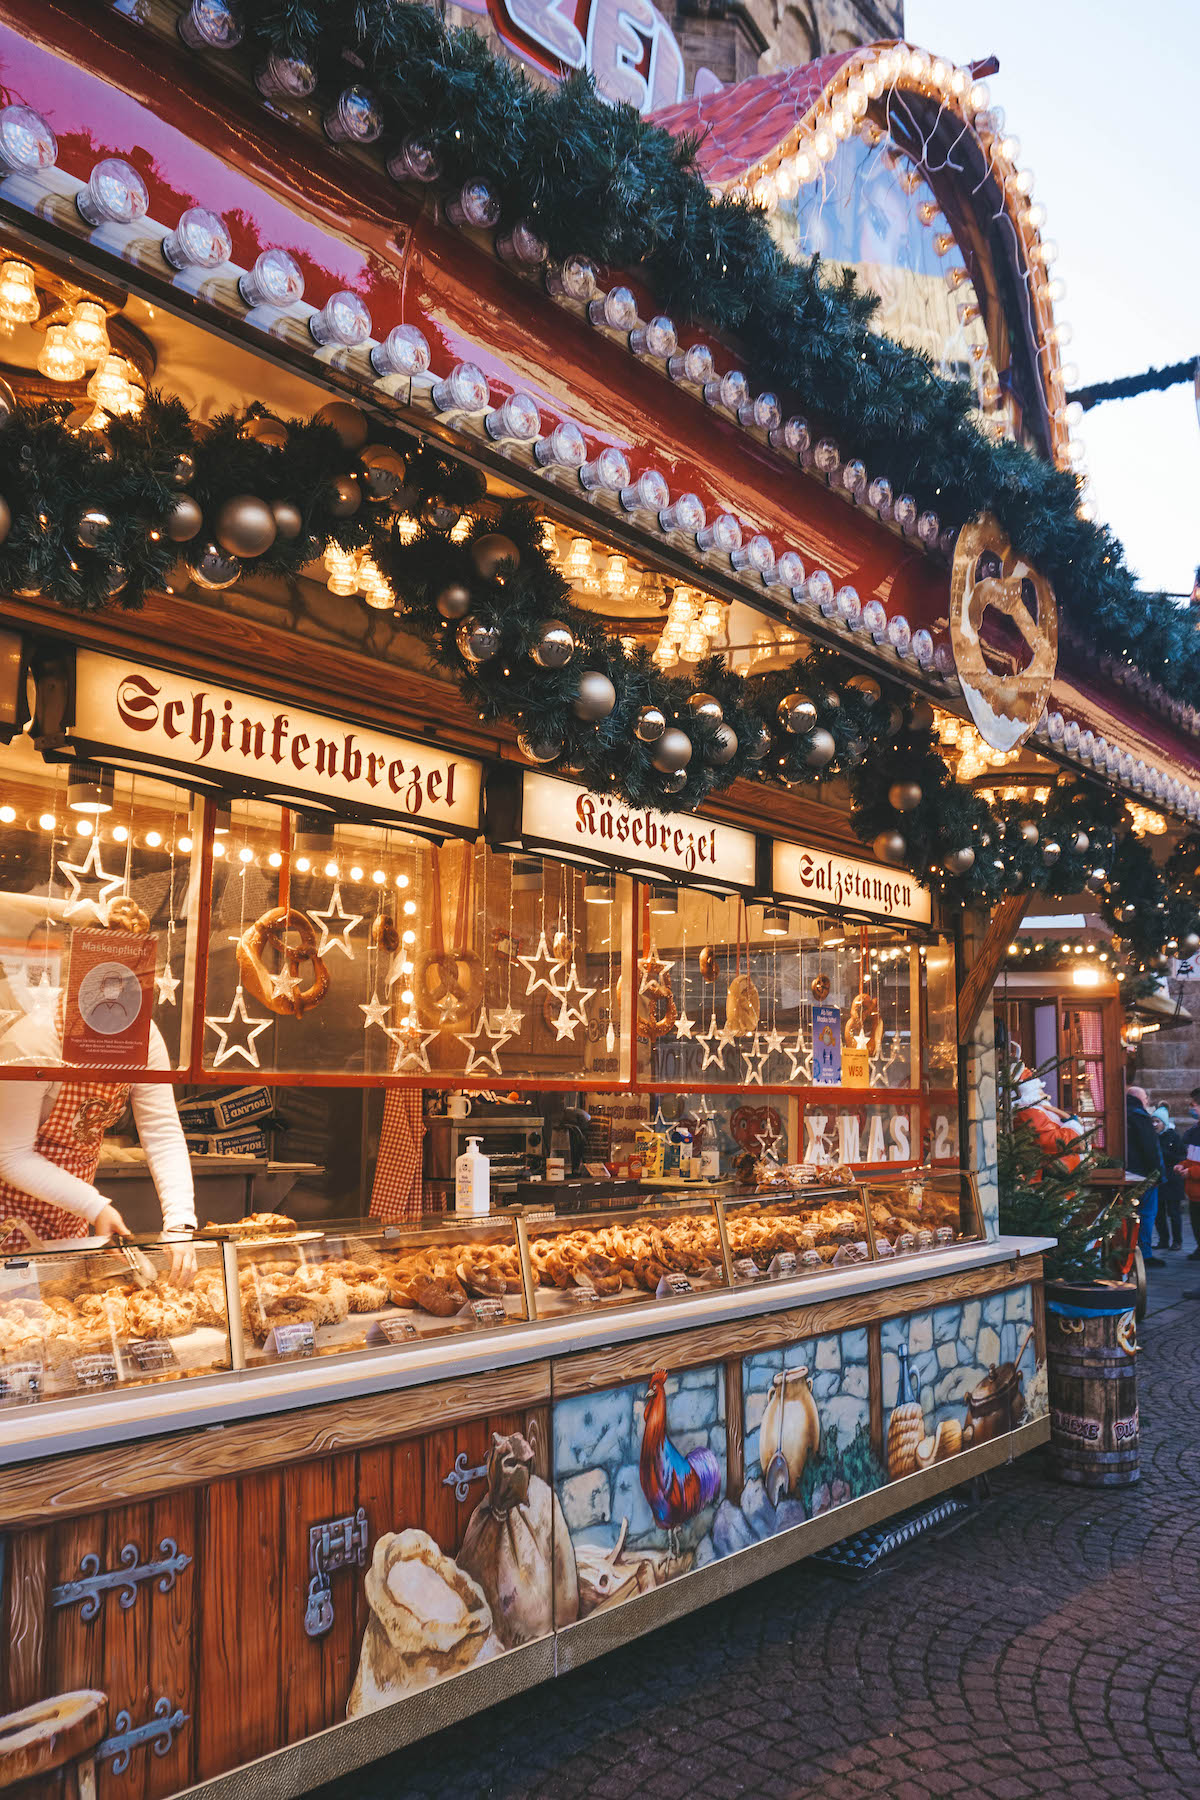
111;1236;158;1289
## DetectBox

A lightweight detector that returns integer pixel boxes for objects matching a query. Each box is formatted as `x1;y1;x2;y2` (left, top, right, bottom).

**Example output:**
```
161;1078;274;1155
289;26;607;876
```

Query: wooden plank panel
142;1490;198;1800
0;1361;552;1526
958;893;1032;1044
2;1528;50;1712
867;1321;884;1462
724;1359;744;1505
193;1472;283;1782
552;1257;1045;1397
280;1454;358;1746
47;1516;108;1699
96;1502;154;1800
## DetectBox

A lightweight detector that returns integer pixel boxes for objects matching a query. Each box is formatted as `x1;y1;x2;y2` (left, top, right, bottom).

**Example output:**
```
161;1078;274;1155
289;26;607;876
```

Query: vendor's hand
166;1236;198;1284
94;1203;131;1240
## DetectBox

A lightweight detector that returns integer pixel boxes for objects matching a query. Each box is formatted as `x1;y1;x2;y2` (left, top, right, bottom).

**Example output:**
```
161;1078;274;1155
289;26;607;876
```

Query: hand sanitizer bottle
455;1135;490;1217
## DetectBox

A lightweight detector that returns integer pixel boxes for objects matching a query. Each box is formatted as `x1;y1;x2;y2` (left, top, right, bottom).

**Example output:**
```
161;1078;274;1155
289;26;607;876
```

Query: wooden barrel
1045;1280;1139;1486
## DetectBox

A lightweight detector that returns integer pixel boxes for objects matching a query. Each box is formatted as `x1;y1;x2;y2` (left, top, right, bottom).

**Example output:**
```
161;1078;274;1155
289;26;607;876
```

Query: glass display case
717;1184;873;1286
520;1199;727;1316
0;1234;231;1403
859;1169;985;1259
226;1215;529;1361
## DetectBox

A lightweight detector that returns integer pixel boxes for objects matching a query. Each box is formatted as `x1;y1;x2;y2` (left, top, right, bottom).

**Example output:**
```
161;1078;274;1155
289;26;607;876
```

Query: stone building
1135;973;1200;1125
670;0;904;89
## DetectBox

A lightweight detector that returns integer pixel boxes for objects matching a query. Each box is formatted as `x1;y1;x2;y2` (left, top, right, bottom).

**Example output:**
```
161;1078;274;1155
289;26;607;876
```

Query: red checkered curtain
369;1087;426;1221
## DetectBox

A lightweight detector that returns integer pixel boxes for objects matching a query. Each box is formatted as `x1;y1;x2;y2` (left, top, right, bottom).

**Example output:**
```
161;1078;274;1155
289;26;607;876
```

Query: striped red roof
651;54;859;185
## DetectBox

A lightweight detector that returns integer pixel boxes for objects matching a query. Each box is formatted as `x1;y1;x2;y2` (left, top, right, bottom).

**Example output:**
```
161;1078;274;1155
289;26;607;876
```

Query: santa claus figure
1009;1041;1084;1174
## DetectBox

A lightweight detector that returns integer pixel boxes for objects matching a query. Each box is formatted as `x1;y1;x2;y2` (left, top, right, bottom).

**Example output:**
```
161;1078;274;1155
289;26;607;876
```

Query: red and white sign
464;0;685;114
772;840;932;927
67;652;482;834
520;772;757;890
63;927;156;1068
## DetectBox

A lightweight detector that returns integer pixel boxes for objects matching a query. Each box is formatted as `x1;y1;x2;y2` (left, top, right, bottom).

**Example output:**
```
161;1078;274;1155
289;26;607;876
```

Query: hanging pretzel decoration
416;844;485;1033
237;906;330;1017
724;900;760;1035
950;511;1058;753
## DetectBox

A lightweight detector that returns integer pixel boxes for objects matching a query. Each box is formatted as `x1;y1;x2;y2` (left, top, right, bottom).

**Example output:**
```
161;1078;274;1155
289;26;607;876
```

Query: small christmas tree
997;1053;1142;1283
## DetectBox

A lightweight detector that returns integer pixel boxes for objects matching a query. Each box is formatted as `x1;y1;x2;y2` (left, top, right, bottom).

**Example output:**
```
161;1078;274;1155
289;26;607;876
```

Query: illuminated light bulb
1058;362;1079;387
87;355;133;415
933;232;955;257
350;865;364;881
579;446;630;493
484;391;540;442
401;989;415;1007
396;873;410;888
968;81;990;112
813;126;835;162
430;360;489;413
1032;238;1059;266
37;324;85;382
403;899;417;915
545;255;597;302
794;146;817;183
667;342;714;386
835;584;862;626
1049;321;1073;347
308;289;371;348
703;369;750;413
830;102;852;139
400;959;414;975
699;598;726;635
402;929;416;945
0;103;56;175
1047;276;1067;303
534;420;586;471
449;515;472;544
658;493;705;535
620;469;669;515
387;134;442;185
38;812;55;831
1021;202;1047;231
1013;168;1035;197
863;63;884;98
268;851;282;868
145;830;163;848
212;839;226;858
563;537;594;583
323;85;382;146
696;512;741;554
324;859;339;878
588;286;638;332
929;58;949;90
679;624;709;663
496;219;547;266
445;178;500;230
64;300;109;367
76;157;149;227
751;175;778;211
908;48;929;80
178;1;243;48
395;515;418;544
730;533;775;577
177;834;192;853
774;161;796;200
370;322;430;377
75;819;92;836
239;247;305;310
0;259;38;326
917;200;938;226
161;205;232;271
295;855;311;872
0;804;12;823
372;869;385;884
667;588;695;627
604;554;629;596
629;314;677;357
238;845;254;863
254;52;317;100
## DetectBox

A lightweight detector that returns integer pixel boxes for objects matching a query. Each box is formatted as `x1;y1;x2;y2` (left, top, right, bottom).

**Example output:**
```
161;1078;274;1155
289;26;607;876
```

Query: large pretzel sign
949;512;1058;753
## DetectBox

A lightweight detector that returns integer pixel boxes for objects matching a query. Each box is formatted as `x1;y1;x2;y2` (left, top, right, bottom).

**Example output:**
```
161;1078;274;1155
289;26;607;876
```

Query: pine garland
212;1;1200;705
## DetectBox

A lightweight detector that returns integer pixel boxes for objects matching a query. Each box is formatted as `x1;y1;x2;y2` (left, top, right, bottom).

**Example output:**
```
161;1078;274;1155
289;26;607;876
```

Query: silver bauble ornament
215;494;277;558
706;723;738;765
744;722;772;761
634;705;667;744
873;829;907;865
436;582;472;621
327;474;362;517
456;618;500;664
359;444;408;502
531;619;576;668
104;563;128;596
777;693;817;735
167;495;204;543
888;781;922;813
822;690;842;711
517;731;562;764
76;507;112;549
1153;952;1170;971
1181;932;1200;956
0;495;10;544
1041;841;1061;866
661;769;689;794
1019;821;1039;846
420;496;462;533
573;671;617;722
167;451;195;488
241;415;288;450
804;727;837;768
847;674;881;702
188;543;242;590
314;400;368;451
1087;867;1107;891
880;704;904;737
687;692;724;726
651;728;693;773
942;847;976;876
0;376;16;430
1071;831;1090;855
470;533;521;581
271;500;303;540
909;698;935;733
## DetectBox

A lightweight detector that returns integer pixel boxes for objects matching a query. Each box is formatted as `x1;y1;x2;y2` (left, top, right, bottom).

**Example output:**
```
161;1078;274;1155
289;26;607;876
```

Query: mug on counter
446;1093;472;1121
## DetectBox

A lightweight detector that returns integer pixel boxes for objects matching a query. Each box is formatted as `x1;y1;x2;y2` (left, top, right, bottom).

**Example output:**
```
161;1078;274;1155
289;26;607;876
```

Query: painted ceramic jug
760;1365;821;1505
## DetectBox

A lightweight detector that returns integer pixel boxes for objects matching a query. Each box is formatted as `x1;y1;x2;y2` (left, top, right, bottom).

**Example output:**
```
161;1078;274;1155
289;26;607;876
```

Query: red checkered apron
0;1001;131;1249
369;1087;427;1222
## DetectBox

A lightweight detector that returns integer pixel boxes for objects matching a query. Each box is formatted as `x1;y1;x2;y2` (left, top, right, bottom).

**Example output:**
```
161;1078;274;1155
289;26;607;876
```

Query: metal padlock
304;1572;334;1638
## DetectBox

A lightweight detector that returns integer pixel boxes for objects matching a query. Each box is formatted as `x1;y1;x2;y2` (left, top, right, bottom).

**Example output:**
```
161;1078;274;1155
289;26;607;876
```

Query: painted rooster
639;1368;722;1559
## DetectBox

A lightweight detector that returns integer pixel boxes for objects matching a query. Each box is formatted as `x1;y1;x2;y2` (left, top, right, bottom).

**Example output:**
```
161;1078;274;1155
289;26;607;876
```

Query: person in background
1178;1087;1200;1261
1125;1085;1164;1269
1152;1105;1185;1251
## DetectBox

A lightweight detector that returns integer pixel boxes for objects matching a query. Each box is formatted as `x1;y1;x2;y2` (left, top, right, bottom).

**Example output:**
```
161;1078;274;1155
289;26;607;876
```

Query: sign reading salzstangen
57;651;482;834
772;840;932;927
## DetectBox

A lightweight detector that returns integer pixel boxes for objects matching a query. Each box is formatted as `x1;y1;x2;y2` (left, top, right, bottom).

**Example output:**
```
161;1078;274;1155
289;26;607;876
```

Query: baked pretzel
106;896;151;934
370;912;400;954
237;907;329;1018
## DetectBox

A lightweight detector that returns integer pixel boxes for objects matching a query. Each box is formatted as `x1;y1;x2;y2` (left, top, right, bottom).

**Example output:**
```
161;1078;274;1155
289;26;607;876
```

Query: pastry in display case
228;1215;529;1362
0;1234;232;1402
718;1185;873;1284
861;1169;984;1257
522;1199;727;1315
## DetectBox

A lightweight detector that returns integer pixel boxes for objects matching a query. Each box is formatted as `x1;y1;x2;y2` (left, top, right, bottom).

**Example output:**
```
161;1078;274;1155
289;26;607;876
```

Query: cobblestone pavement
317;1256;1200;1800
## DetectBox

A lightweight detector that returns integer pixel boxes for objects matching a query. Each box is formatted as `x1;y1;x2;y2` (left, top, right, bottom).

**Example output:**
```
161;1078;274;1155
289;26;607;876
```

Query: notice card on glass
812;1005;842;1085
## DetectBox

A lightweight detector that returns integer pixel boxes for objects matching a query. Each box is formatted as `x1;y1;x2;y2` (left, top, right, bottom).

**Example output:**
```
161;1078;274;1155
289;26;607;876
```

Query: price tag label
567;1281;602;1307
72;1352;119;1390
732;1257;764;1283
896;1233;917;1255
470;1298;507;1326
369;1316;418;1345
121;1338;180;1377
523;1210;557;1225
0;1360;42;1406
799;1249;824;1270
268;1321;315;1361
767;1252;798;1279
935;1225;956;1246
655;1271;693;1298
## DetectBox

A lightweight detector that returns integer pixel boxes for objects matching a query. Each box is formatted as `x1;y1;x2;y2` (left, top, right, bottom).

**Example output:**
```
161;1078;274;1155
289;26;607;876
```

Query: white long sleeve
0;1007;195;1231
